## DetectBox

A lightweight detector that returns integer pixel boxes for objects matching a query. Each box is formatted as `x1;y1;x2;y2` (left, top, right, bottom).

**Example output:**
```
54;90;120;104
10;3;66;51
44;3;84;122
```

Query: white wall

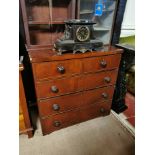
120;0;135;37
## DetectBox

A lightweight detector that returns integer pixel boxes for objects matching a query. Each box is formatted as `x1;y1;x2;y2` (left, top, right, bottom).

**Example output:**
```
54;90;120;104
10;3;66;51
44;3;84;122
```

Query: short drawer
84;70;118;90
40;101;111;135
83;54;121;73
38;86;114;117
33;59;82;81
36;75;83;99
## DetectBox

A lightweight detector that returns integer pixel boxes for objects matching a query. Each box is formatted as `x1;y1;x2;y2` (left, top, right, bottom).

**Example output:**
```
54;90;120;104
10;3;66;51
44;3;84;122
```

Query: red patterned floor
123;92;135;127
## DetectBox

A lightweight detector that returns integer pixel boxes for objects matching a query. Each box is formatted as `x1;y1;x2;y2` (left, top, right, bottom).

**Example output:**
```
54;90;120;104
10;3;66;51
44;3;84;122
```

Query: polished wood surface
36;75;83;99
83;54;121;73
19;64;33;138
38;86;114;117
33;59;82;81
38;91;83;117
35;70;117;99
84;70;118;90
40;101;111;135
29;46;122;135
83;86;115;105
19;114;26;131
32;53;121;81
29;46;123;62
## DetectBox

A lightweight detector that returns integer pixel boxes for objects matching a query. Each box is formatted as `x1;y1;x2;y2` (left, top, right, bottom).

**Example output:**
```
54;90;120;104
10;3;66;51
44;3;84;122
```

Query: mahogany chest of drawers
29;46;122;135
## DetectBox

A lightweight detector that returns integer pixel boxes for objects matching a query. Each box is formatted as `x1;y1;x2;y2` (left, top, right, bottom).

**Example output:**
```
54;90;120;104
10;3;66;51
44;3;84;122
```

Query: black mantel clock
54;19;104;55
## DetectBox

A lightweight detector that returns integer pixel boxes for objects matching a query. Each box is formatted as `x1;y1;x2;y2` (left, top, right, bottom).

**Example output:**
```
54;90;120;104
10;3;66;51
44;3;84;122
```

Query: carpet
19;113;134;155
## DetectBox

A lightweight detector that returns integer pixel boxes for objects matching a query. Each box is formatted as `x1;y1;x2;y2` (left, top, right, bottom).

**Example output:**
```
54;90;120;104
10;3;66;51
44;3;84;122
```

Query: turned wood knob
102;93;108;99
100;108;105;113
104;77;111;83
53;121;61;127
57;66;65;74
51;86;59;93
100;60;107;68
52;104;60;111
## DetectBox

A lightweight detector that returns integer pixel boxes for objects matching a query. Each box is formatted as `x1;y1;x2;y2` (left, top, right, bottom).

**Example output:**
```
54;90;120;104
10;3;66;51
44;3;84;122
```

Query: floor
19;112;135;155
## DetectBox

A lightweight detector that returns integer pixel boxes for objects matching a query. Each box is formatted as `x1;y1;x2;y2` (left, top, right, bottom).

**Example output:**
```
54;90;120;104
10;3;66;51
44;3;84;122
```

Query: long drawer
38;86;115;117
35;70;117;99
40;101;112;135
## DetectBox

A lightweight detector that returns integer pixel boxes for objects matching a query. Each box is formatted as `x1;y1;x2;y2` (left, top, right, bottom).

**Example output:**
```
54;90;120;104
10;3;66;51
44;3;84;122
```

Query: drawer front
40;101;111;135
38;92;83;117
38;86;114;117
83;85;115;105
36;76;83;99
84;70;118;90
83;54;121;73
33;59;82;81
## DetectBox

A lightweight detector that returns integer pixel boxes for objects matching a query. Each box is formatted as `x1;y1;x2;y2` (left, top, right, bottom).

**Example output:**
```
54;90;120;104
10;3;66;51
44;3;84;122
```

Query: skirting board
111;110;135;136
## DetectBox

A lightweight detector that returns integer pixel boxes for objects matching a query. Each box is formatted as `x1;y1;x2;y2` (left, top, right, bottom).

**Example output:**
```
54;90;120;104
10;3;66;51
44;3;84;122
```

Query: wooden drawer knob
57;66;65;74
102;93;108;99
104;77;111;83
100;60;107;68
51;86;59;93
53;121;61;127
52;104;60;111
100;108;105;113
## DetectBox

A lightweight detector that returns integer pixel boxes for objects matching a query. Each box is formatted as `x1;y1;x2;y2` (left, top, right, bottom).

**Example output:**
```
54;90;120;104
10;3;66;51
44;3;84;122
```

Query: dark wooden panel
25;0;50;22
36;75;83;99
50;31;64;44
83;54;121;73
52;0;71;21
40;101;111;135
33;59;82;81
29;25;52;45
29;31;51;45
20;0;76;48
38;86;114;117
84;70;118;90
29;24;65;45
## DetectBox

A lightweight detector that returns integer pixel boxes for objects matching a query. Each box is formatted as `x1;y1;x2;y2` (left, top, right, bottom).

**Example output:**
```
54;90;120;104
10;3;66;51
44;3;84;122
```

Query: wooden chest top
28;46;123;63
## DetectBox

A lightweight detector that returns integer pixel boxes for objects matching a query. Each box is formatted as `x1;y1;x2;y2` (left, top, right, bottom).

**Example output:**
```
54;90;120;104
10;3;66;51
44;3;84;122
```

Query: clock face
76;26;90;42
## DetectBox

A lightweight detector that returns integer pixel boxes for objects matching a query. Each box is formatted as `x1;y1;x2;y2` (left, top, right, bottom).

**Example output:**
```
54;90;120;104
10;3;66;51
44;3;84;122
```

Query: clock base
54;39;104;55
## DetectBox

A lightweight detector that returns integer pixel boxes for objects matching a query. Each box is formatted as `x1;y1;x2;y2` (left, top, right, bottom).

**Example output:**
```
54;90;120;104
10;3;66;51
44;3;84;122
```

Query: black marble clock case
54;19;104;54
